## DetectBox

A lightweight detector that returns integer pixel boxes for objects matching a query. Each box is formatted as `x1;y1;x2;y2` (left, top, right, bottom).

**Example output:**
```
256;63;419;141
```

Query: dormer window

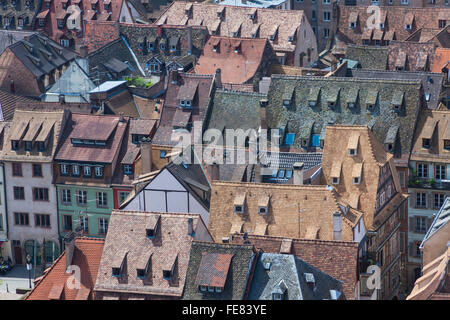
288;35;294;42
272;293;283;300
148;42;154;51
60;164;69;175
405;24;412;30
160;43;166;51
380;23;384;29
25;141;32;151
72;165;80;176
422;138;430;148
11;140;19;150
349;22;356;29
213;44;219;52
112;252;127;278
123;164;133;175
328;101;335;109
331;161;341;185
444;139;450;150
112;267;121;277
37;141;45;152
332;177;339;184
137;269;146;279
353;177;360;184
348;149;356;155
258;195;269;215
348;103;355;109
283;99;290;107
95;166;103;177
234;205;243;214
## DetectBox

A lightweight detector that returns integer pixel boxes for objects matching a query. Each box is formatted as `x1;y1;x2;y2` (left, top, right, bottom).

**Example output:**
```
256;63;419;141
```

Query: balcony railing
408;178;450;190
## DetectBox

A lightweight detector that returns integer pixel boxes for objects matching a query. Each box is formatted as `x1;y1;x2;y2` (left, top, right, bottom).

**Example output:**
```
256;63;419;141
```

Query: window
96;192;107;208
234;205;244;214
33;188;49;201
416;216;427;233
324;28;329;39
25;141;32;151
378;249;384;267
445;139;450;150
76;190;87;205
11;140;20;150
348;148;356;156
434;193;445;209
160;43;166;51
422;138;430;148
14;212;29;226
258;206;268;215
119;192;130;205
323;12;331;21
353;177;360;184
62;189;71;204
0;215;2;231
380;192;385;206
39;18;45;27
112;268;121;277
405;24;412;30
57;19;64;29
380;23;385;30
63;215;72;231
13;186;25;200
332;177;339;184
80;216;89;233
398;171;406;188
98;218;108;234
285;133;295;146
323;0;330;3
137;269;146;279
387;185;392;198
83;166;91;177
416;193;426;208
440;20;447;28
123;165;133;175
163;270;173;280
435;165;446;180
95;167;103;177
160;150;166;158
199;285;207;292
417;163;428;178
32;164;42;177
312;10;316;21
12;163;22;176
60;164;69;175
70;164;80;176
35;214;50;228
401;0;409;3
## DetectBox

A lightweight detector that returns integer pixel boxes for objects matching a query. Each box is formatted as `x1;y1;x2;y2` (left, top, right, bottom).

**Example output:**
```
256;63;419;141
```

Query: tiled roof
265;75;421;159
94;211;210;298
320;126;405;231
83;21;120;52
336;6;450;47
0;107;68;162
387;41;436;72
432;48;450;73
410;109;450;163
208;181;354;242
155;2;307;52
349;69;444;110
195;36;275;84
182;241;256;300
55;113;128;163
248;252;344;300
26;237;105;300
231;233;359;300
407;247;450;300
0;89;36;121
0;30;37;55
105;89;140;118
152;72;214;146
345;45;388;70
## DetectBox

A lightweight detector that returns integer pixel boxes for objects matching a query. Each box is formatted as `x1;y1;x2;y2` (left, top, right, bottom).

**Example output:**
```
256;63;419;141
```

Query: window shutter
409;217;414;232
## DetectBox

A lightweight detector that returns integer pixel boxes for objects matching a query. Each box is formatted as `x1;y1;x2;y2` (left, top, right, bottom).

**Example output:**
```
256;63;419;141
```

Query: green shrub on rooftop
125;77;153;88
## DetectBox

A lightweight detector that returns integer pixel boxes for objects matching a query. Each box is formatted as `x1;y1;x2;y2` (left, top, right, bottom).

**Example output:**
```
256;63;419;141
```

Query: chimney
293;162;304;185
260;99;268;130
65;237;75;272
170;68;179;84
157;25;162;37
9;80;15;94
187;217;194;236
215;68;222;88
140;138;152;174
210;162;220;180
187;26;192;55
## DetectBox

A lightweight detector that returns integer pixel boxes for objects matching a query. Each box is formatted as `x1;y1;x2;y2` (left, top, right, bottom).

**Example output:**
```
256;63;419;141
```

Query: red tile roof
231;233;359;300
432;48;450;73
195;252;234;288
26;237;105;300
55;113;128;163
195;36;271;85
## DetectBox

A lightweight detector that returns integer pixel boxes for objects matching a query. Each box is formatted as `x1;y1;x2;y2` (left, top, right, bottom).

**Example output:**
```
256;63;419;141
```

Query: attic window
146;215;160;239
348;149;356;155
422;138;430;148
234;205;243;214
405;24;412;30
444;139;450;150
353;177;360;184
349;22;356;28
380;23;384;29
332;177;339;184
112;268;121;277
136;269;146;279
11;140;19;150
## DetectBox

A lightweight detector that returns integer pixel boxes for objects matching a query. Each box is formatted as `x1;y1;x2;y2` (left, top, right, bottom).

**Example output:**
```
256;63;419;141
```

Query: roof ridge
216;89;266;97
212;180;335;190
112;210;203;218
233;233;359;247
271;74;422;85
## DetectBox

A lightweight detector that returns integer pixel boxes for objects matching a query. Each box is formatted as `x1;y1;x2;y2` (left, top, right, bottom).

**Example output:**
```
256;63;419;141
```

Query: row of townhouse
0;104;157;268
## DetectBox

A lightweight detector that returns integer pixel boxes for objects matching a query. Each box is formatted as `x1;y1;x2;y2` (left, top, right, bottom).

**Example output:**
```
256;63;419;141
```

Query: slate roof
208;181;355;242
0;33;76;78
206;90;265;134
55;113;128;164
26;237;105;300
94;211;210;298
345;45;388;70
349;69;444;110
231;233;359;299
87;37;143;83
248;252;344;300
182;241;256;300
0;89;36;121
336;6;450;47
156;2;307;53
195;37;274;84
119;23;209;72
265;75;422;159
0;30;36;55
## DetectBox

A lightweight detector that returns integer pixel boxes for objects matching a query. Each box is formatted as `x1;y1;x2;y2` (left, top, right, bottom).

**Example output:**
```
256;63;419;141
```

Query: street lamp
26;254;32;289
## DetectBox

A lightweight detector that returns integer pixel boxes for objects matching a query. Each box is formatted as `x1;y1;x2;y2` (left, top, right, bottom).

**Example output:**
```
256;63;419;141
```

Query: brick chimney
293;162;304;185
157;25;162;37
215;68;222;88
187;25;192;55
140;138;152;174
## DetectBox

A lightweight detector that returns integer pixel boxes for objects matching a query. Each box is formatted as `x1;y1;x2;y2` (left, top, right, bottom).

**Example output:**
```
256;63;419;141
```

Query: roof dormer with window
112;252;127;278
347;132;359;156
162;253;178;281
234;193;246;214
145;214;160;239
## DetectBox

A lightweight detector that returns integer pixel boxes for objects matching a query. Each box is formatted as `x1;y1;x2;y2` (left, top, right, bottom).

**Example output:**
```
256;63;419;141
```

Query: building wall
57;185;114;238
294;12;320;66
5;162;59;264
0;163;10;260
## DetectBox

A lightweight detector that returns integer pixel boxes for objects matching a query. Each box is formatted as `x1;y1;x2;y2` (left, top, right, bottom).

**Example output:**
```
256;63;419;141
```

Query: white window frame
95;166;103;177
